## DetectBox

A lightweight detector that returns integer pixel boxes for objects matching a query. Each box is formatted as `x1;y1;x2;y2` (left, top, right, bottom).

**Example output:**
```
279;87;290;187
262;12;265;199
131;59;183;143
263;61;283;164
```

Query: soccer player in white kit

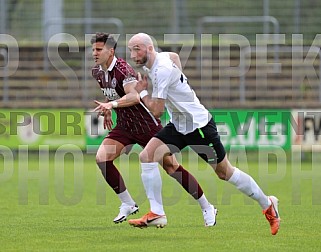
127;33;280;235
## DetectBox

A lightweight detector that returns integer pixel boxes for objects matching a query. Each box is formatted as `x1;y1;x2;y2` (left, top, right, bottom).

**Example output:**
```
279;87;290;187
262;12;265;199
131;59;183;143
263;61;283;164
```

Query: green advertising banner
0;109;291;151
0;109;86;150
84;109;292;151
211;109;292;150
85;109;291;150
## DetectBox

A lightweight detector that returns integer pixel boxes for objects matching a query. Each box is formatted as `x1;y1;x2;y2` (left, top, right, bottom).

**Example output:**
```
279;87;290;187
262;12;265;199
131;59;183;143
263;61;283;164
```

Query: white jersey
144;52;212;134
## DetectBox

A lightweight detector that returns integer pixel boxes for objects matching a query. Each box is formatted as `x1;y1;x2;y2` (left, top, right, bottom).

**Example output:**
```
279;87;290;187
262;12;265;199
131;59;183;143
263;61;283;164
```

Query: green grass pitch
1;150;321;251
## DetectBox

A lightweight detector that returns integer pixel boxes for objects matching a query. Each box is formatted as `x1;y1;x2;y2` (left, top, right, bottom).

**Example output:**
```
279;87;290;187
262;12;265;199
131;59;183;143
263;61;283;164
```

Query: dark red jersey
92;57;161;134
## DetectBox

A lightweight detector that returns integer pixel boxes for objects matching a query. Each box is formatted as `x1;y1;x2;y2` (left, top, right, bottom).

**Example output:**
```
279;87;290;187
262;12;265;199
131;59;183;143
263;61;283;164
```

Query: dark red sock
97;161;126;194
170;165;203;199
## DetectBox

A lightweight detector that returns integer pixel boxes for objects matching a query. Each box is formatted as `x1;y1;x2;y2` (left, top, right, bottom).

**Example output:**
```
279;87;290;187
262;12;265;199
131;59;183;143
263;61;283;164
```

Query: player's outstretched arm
93;81;140;113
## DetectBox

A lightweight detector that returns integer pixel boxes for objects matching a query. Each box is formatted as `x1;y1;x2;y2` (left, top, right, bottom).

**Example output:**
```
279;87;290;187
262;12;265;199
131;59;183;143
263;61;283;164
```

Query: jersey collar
99;56;117;72
107;56;117;71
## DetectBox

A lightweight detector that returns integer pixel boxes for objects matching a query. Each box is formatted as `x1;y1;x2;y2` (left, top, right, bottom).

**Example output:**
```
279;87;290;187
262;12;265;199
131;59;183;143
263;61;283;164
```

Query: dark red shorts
106;123;163;149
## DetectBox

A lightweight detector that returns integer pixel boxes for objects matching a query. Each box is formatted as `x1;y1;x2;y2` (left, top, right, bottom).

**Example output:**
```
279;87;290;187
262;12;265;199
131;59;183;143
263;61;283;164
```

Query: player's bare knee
214;163;229;180
96;151;115;164
96;152;103;164
213;157;234;180
96;155;106;164
139;150;151;163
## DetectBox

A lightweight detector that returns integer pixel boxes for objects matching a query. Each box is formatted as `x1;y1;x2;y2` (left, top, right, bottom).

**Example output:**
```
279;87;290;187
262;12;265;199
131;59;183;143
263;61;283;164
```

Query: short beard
135;55;148;68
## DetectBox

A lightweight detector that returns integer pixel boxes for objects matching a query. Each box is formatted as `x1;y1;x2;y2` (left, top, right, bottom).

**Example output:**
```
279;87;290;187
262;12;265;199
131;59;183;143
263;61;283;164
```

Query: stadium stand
1;0;321;109
1;44;320;109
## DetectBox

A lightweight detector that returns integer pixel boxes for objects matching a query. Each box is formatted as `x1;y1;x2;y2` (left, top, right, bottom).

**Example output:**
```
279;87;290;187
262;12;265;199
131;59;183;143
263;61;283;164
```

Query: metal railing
196;16;280;69
0;48;8;103
197;15;280;35
0;0;7;34
239;45;321;103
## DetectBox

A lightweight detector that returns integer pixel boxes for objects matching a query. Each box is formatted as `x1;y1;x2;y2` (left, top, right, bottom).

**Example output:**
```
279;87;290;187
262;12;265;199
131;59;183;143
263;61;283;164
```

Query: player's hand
94;100;113;114
93;100;114;130
135;72;148;93
94;100;114;130
103;109;113;130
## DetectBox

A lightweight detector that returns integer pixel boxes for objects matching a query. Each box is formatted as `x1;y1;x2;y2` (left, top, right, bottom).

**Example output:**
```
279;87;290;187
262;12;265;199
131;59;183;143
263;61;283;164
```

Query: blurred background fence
1;0;321;109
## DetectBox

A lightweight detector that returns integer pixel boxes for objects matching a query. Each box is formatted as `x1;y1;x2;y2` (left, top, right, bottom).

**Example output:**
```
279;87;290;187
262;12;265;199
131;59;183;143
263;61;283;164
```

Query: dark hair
90;32;117;50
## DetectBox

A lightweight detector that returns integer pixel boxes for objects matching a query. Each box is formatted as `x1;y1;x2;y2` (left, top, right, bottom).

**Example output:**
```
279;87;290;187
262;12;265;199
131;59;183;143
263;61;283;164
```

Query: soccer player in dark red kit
91;32;216;226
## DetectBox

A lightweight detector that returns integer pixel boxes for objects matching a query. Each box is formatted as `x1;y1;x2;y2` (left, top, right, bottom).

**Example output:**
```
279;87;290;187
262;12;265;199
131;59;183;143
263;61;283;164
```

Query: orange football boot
263;196;280;235
128;211;167;228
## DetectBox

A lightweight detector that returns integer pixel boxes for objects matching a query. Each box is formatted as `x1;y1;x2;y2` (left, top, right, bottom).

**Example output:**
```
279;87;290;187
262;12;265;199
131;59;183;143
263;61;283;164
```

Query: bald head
128;33;157;68
128;33;154;47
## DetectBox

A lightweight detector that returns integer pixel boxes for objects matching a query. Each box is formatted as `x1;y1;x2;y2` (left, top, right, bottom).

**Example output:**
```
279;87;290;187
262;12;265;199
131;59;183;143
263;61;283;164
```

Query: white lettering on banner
258;121;285;146
217;118;286;147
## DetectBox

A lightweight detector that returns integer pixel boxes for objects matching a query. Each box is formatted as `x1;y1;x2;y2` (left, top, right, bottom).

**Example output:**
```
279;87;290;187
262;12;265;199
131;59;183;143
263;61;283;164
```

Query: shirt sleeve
123;75;137;86
122;62;137;87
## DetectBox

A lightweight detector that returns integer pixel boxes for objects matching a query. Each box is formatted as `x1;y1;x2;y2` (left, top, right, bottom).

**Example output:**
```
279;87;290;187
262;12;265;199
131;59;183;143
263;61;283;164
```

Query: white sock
228;167;270;210
117;189;135;206
197;194;212;210
141;162;165;215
